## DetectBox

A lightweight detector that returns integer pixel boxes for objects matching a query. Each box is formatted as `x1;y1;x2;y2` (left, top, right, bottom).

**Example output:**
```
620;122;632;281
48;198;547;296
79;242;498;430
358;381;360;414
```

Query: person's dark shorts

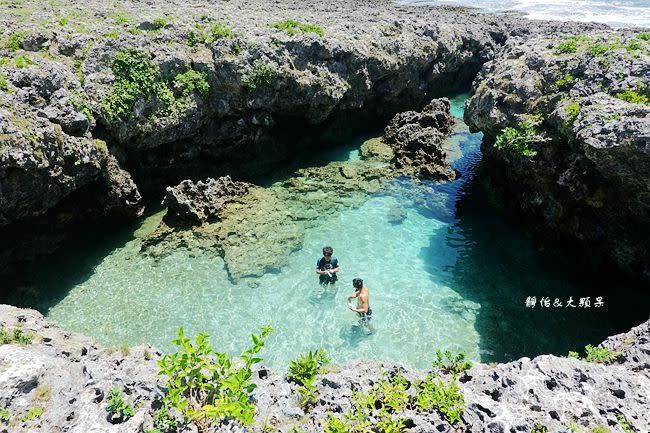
358;308;372;323
319;274;337;285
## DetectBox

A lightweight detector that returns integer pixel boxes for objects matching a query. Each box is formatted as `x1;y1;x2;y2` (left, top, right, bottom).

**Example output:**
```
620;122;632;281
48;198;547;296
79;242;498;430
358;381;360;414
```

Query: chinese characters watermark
524;296;605;308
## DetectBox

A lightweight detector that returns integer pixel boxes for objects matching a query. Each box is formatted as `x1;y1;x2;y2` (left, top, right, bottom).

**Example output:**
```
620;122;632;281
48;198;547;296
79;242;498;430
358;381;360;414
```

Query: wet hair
323;246;333;256
353;278;363;289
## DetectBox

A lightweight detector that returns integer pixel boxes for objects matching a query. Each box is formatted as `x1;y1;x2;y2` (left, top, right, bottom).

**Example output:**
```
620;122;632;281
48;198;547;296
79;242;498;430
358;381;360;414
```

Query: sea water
397;0;650;28
11;95;649;371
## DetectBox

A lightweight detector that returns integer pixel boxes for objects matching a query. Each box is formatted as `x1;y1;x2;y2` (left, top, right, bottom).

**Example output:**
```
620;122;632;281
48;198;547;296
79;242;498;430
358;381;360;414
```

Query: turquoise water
7;94;649;370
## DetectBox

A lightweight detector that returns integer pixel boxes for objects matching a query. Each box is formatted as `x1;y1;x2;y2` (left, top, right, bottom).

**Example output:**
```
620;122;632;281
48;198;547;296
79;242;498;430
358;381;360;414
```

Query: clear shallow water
397;0;650;28
7;94;649;371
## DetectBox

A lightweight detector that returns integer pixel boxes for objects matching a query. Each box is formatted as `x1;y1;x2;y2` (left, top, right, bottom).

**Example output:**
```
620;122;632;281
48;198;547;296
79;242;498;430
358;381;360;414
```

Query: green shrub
272;19;324;37
554;35;588;54
150;405;177;433
14;54;33;68
415;374;464;424
242;61;276;90
288;348;331;385
104;30;120;39
494;117;542;157
153;17;168;29
23;407;43;421
615;413;634;433
626;40;642;51
6;31;27;51
588;42;618;56
211;22;233;39
111;12;132;25
105;388;135;421
615;89;649;105
636;32;650;41
157;326;273;427
531;423;549;433
324;415;351;433
0;327;33;345
58;16;68;26
431;350;472;376
288;348;331;409
584;344;619;363
569;344;620;363
173;69;209;97
563;101;581;134
555;73;575;88
0;407;10;423
0;71;9;92
102;49;174;121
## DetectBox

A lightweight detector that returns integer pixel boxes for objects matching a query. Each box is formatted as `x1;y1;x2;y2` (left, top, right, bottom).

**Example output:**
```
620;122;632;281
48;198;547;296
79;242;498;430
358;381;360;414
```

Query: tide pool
13;94;649;371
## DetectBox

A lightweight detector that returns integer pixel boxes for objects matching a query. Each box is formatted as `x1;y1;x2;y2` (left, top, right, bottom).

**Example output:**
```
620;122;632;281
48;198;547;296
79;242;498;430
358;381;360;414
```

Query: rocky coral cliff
464;30;650;281
0;0;605;277
1;305;648;433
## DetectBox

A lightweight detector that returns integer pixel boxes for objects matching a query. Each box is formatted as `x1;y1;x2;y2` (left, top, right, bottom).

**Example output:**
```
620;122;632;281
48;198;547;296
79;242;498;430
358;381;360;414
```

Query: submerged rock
1;305;648;433
144;181;302;281
383;98;459;180
464;30;650;280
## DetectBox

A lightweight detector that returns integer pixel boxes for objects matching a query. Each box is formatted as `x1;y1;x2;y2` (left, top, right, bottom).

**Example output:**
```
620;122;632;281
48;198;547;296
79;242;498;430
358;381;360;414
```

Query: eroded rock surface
383;98;458;180
162;176;250;224
465;31;650;280
1;305;648;433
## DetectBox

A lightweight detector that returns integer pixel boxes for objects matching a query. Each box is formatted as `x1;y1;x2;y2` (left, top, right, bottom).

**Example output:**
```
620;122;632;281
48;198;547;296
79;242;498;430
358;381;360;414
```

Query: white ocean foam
397;0;650;28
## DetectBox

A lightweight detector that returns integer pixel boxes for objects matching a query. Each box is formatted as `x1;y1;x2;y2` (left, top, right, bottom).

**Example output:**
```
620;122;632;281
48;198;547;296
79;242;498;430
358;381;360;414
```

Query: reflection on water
5;94;648;370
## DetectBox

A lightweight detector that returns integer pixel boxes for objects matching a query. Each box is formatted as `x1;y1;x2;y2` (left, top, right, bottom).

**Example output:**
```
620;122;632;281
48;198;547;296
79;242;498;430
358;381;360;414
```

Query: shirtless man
347;278;372;324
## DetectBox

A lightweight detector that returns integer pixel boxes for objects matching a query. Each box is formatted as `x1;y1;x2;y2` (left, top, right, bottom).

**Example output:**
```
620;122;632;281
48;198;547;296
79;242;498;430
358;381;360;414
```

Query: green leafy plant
173;69;209;97
242;61;277;91
288;348;331;409
102;49;174;121
566;421;581;432
554;35;588;54
615;89;649;105
415;374;464;424
0;326;33;345
562;101;581;134
569;344;621;363
588;42;614;56
150;405;177;433
531;423;549;433
105;388;135;421
272;19;324;37
210;22;233;39
494;117;542;157
153;17;168;29
14;54;33;68
431;349;472;376
23;407;44;421
58;16;68;26
5;31;27;51
157;326;273;430
615;413;634;433
287;348;331;384
0;71;9;92
555;73;575;88
637;33;650;41
104;30;120;39
111;12;132;25
0;407;10;423
324;414;351;433
626;40;642;51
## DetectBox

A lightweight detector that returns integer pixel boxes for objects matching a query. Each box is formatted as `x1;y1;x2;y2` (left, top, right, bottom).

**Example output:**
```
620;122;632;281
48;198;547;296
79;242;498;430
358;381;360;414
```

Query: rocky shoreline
1;304;648;433
1;0;628;282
